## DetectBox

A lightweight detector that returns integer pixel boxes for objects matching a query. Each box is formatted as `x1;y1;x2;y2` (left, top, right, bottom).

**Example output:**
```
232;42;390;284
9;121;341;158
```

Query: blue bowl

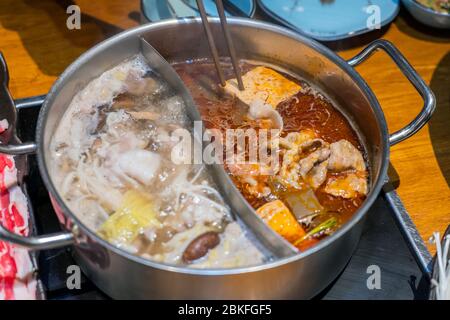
257;0;400;41
402;0;450;29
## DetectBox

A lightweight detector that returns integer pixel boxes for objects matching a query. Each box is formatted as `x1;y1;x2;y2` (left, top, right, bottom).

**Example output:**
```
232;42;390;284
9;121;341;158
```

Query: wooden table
0;0;449;254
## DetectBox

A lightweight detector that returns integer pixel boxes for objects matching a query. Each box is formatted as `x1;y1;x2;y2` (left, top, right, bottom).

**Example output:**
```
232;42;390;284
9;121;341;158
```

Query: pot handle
0;52;72;250
347;39;436;146
0;52;37;155
0;142;37;155
0;223;74;250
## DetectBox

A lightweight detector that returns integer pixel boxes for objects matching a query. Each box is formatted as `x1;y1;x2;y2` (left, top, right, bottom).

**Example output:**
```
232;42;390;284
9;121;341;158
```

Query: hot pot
0;18;435;299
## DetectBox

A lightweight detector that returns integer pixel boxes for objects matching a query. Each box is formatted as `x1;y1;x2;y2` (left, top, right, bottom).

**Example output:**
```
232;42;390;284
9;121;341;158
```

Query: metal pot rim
36;17;389;276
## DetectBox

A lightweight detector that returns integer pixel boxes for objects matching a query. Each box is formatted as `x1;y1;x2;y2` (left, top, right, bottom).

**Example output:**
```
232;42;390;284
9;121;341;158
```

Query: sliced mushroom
126;111;160;121
328;140;366;172
111;93;135;110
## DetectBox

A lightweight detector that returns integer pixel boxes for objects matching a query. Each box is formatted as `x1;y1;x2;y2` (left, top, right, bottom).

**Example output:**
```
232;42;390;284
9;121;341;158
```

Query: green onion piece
294;217;337;246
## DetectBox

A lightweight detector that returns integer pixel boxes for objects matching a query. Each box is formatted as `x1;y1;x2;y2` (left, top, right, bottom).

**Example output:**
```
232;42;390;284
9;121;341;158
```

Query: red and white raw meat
0;119;9;134
0;151;37;300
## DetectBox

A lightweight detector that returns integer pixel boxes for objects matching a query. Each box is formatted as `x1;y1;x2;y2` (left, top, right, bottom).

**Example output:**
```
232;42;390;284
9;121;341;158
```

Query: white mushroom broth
49;55;264;268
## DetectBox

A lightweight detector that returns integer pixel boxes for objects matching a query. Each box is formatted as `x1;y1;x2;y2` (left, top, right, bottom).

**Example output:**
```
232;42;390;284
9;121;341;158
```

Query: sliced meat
328;140;366;172
228;162;277;176
279;130;329;190
125;76;158;96
116;149;161;185
324;173;368;199
299;147;331;178
228;163;273;199
248;99;274;118
279;149;302;189
304;160;329;190
279;130;317;150
300;139;326;154
279;131;366;193
241;176;272;198
248;99;283;130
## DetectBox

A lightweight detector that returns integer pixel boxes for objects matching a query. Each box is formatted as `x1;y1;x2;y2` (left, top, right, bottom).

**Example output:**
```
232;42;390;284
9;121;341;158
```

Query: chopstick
196;0;245;91
215;0;244;91
196;0;226;87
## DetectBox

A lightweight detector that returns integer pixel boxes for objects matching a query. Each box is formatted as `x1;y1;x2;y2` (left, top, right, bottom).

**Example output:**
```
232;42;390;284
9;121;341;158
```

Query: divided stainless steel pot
0;18;435;299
